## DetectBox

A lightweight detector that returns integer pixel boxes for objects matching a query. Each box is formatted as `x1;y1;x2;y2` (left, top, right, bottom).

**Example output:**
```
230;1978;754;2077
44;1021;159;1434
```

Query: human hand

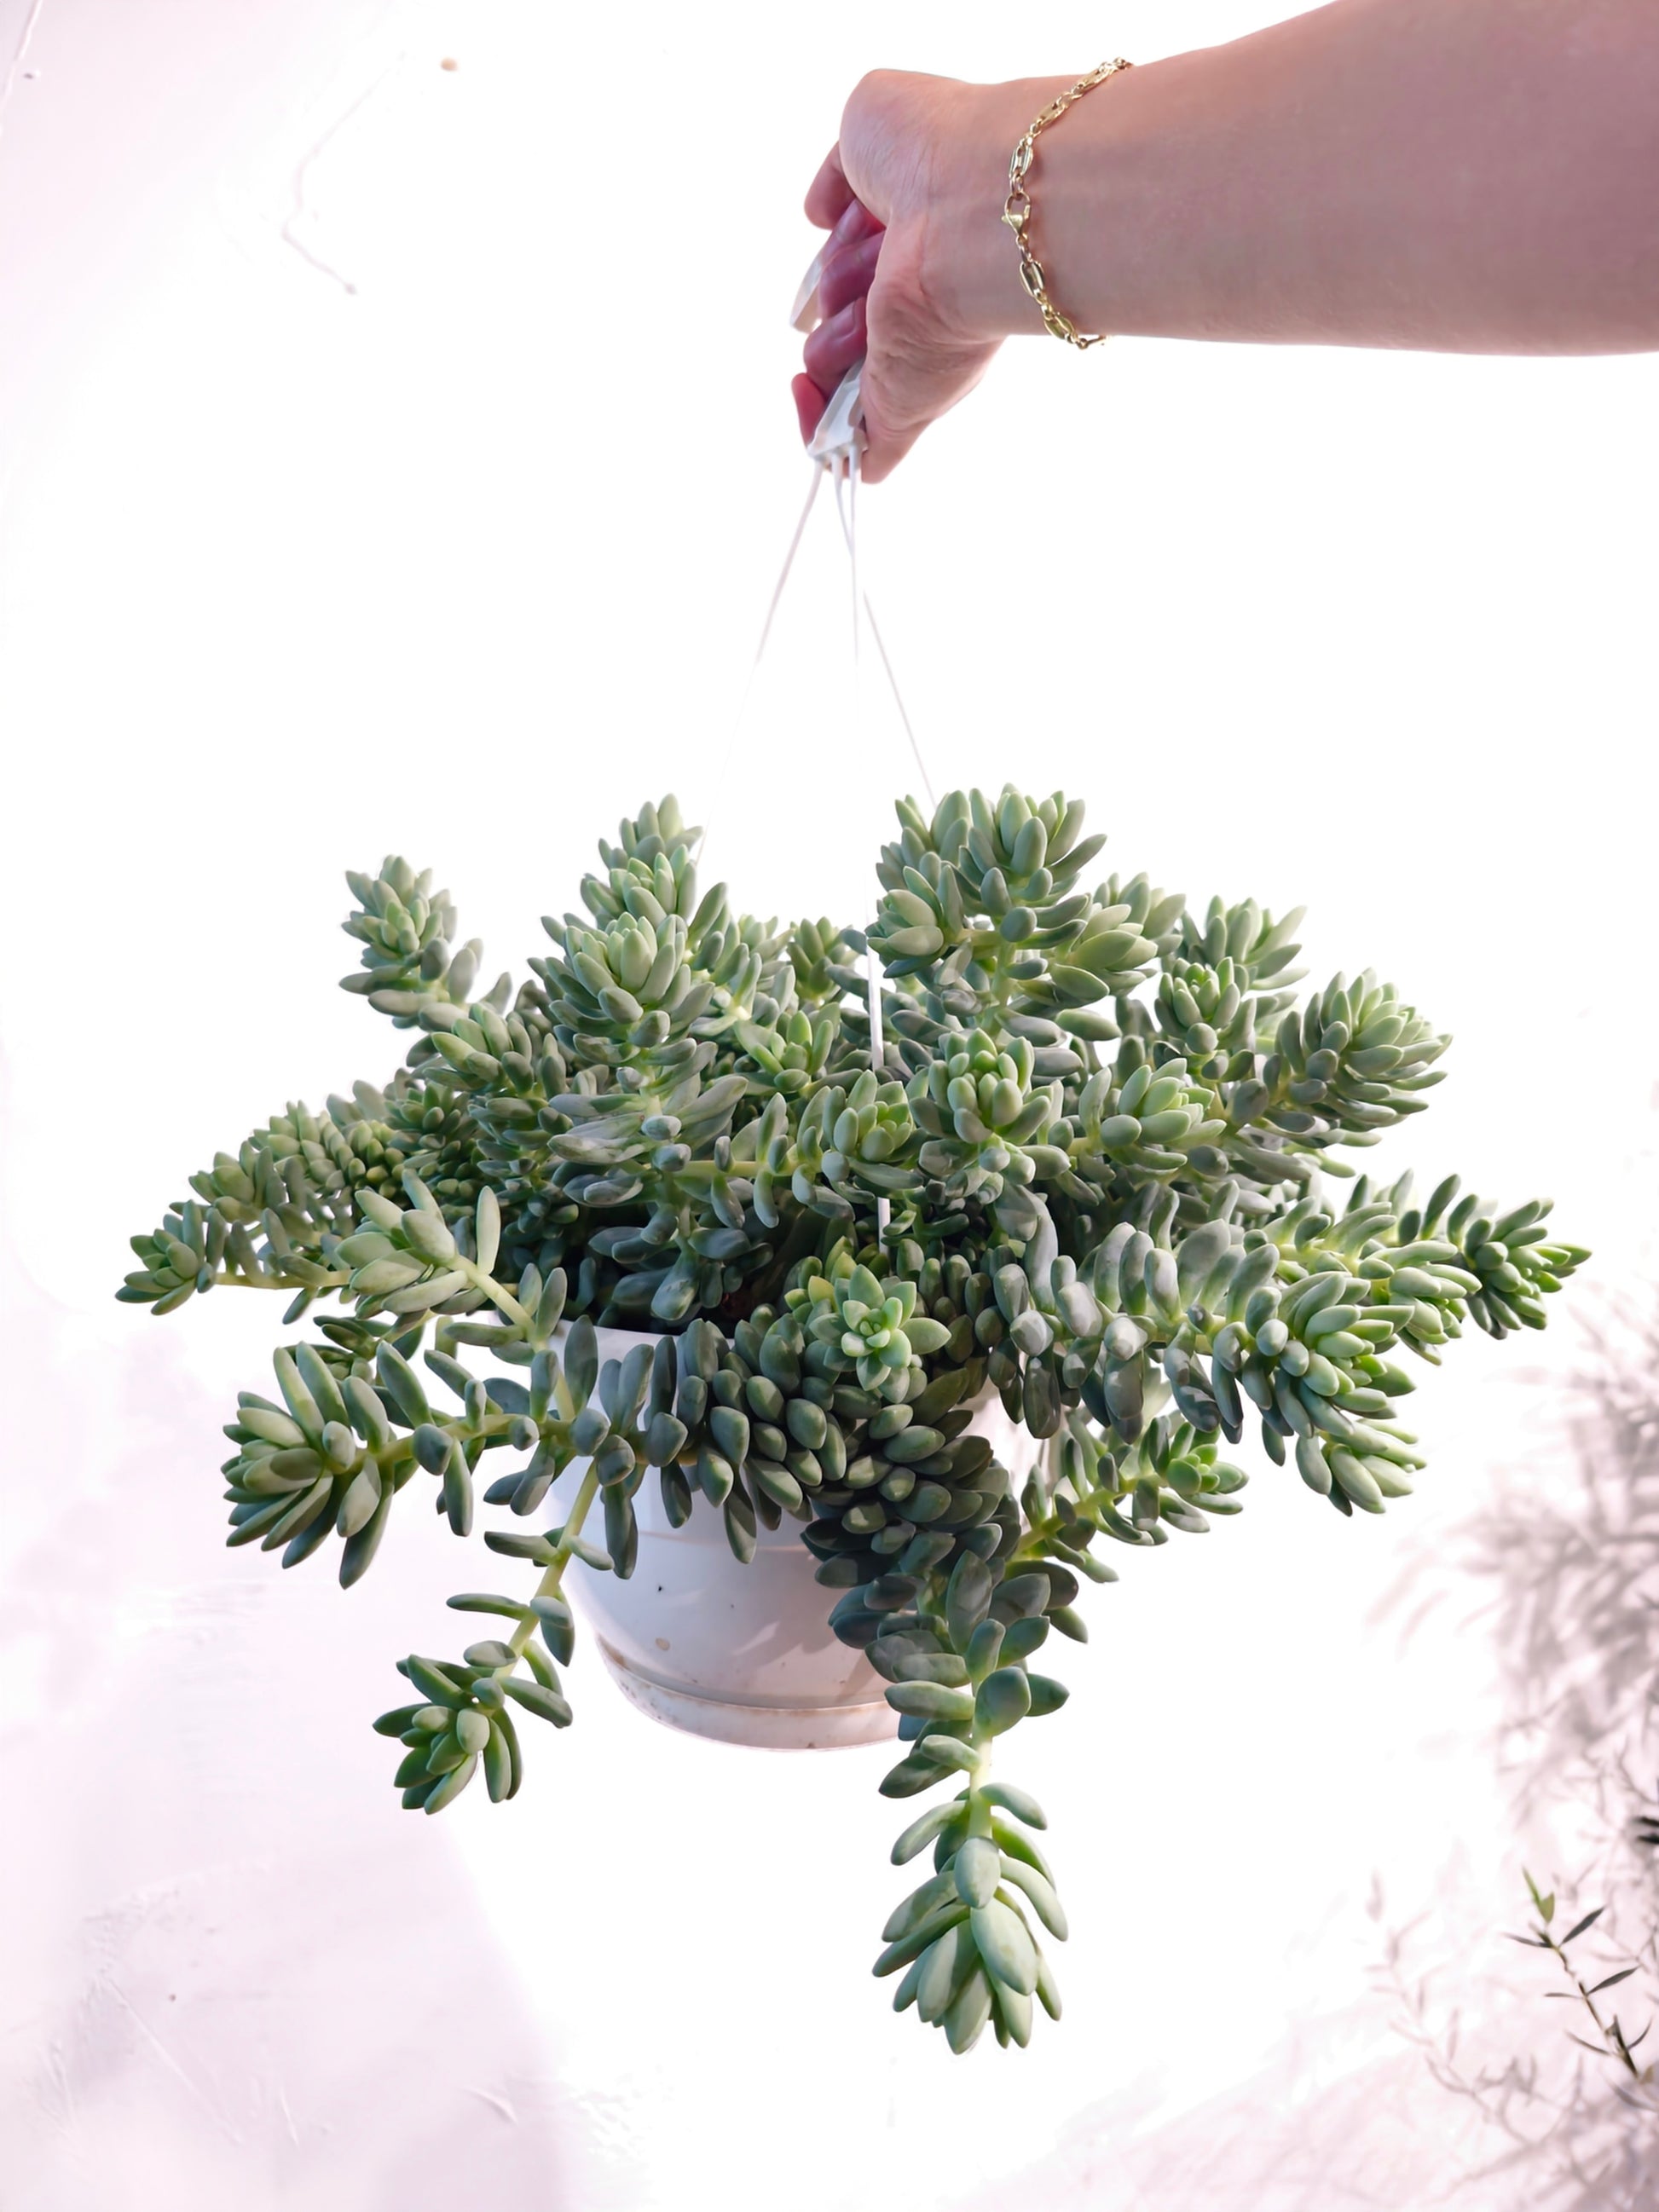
793;72;1066;482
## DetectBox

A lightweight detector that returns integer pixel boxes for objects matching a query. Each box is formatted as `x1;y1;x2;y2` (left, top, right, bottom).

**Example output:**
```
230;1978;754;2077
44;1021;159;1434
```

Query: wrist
925;78;1081;344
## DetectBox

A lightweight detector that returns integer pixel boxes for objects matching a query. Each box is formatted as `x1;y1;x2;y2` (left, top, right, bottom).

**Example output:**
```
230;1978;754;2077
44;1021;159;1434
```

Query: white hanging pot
549;1326;1044;1750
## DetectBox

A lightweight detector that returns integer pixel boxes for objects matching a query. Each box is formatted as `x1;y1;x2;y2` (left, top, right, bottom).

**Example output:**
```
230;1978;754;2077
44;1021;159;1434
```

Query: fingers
801;297;868;397
791;373;827;444
804;145;853;230
830;194;884;249
795;199;883;449
816;230;882;321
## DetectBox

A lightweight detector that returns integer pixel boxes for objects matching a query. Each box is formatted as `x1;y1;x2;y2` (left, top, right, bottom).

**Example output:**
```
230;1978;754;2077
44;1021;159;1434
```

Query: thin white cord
839;448;893;1243
701;433;936;1256
847;446;861;675
700;464;824;883
752;464;825;679
0;0;48;151
864;598;934;810
830;453;934;809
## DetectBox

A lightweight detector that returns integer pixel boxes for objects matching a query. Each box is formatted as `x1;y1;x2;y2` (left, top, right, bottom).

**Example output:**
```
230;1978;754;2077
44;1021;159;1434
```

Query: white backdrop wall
2;3;1656;2208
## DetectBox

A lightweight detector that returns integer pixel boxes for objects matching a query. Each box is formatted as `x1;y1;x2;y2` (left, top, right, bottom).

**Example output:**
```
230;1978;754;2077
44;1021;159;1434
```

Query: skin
794;0;1659;479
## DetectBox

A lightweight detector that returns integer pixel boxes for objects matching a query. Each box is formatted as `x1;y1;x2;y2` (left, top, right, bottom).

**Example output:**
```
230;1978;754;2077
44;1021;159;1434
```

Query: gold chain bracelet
1002;59;1132;348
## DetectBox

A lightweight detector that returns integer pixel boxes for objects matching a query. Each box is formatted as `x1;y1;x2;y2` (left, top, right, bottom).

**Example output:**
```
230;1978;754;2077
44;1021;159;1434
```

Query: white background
2;2;1656;2206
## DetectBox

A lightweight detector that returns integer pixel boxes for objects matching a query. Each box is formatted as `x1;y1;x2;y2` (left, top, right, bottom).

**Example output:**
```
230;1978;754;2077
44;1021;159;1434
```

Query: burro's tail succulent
121;788;1586;2053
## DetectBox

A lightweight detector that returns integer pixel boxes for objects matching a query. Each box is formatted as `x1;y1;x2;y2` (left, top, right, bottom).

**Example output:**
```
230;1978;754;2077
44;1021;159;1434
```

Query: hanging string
701;423;939;1252
830;453;934;810
708;436;934;881
864;598;934;810
699;463;824;885
834;446;894;1242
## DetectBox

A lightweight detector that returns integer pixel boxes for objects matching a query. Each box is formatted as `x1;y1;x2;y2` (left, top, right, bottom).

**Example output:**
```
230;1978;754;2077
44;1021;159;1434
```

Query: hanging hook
807;361;868;470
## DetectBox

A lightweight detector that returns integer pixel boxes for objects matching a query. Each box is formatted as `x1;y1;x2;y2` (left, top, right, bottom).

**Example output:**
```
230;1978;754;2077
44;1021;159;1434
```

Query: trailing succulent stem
124;788;1586;2053
872;1546;1074;2051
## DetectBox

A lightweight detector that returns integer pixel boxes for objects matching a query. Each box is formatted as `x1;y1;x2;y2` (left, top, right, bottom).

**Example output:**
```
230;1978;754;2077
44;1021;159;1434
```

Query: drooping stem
507;1465;600;1662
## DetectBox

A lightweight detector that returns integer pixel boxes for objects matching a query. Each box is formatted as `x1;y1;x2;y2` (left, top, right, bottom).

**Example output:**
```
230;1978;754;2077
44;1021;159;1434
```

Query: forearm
940;0;1659;354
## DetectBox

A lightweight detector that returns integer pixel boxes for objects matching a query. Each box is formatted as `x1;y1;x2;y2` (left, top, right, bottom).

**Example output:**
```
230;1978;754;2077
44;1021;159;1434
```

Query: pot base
594;1637;899;1751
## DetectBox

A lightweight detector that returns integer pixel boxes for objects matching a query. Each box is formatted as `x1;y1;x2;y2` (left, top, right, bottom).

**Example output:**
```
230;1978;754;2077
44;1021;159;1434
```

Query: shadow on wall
1375;1291;1659;2212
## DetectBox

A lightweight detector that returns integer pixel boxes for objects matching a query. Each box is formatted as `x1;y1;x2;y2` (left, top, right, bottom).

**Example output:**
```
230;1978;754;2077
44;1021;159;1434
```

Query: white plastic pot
549;1327;1044;1751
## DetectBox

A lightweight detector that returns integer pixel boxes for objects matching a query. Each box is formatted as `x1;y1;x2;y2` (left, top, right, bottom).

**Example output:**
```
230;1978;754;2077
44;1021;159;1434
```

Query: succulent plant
122;789;1586;2053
